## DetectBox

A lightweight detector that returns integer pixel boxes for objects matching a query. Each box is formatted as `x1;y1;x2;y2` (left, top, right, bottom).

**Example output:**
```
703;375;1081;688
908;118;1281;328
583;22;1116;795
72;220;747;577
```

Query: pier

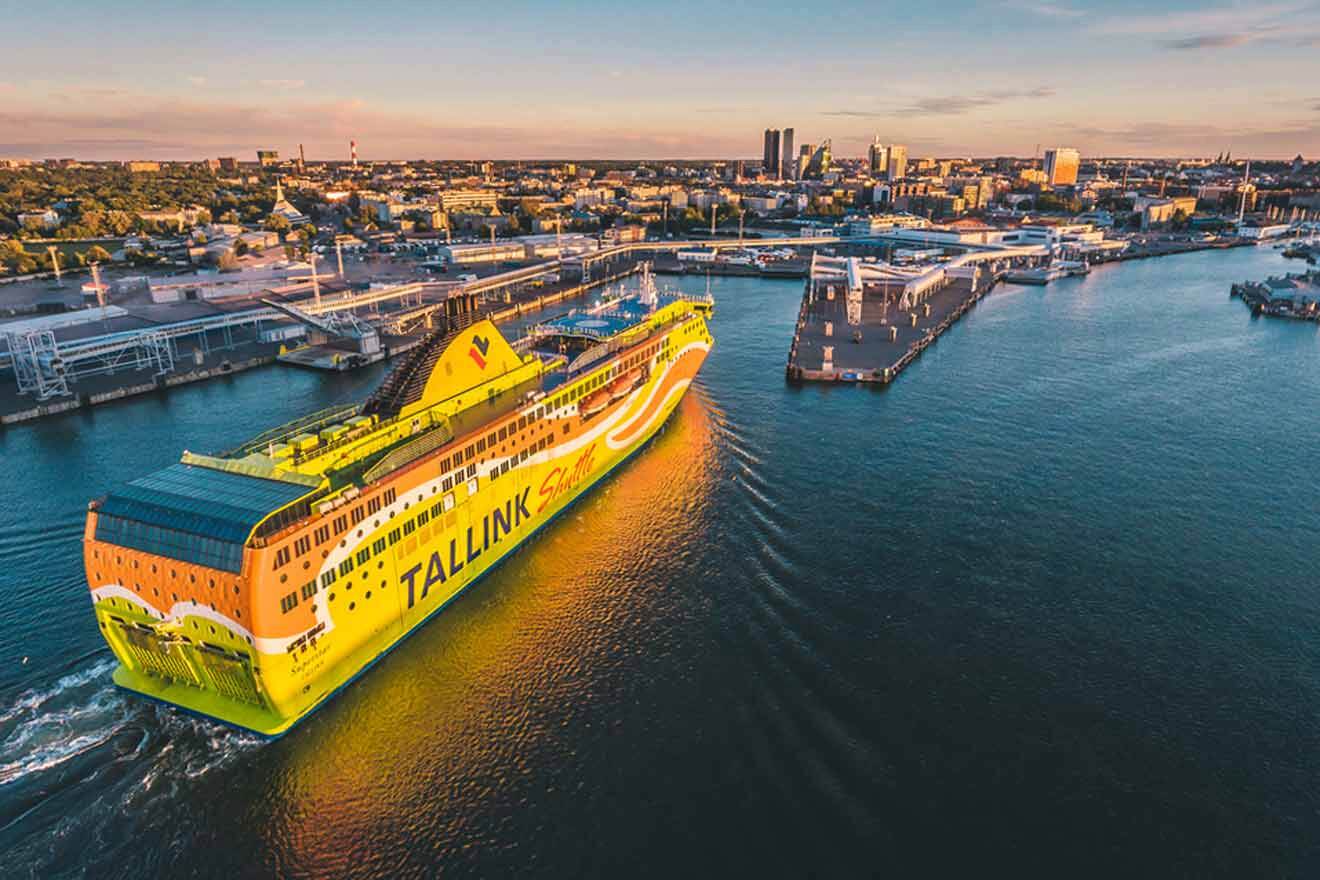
786;248;1046;384
1229;270;1320;320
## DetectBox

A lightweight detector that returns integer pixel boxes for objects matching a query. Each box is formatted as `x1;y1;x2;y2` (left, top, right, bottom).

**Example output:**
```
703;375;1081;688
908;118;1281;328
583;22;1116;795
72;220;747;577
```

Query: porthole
348;602;356;611
365;591;372;600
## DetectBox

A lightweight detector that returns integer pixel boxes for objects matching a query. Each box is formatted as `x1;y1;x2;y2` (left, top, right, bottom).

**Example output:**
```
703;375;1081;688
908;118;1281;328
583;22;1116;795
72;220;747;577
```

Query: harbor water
3;244;1319;877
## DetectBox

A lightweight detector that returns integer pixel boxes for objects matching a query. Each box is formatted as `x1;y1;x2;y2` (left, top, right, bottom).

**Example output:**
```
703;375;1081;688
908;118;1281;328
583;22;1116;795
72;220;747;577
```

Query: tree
264;213;291;234
84;244;112;263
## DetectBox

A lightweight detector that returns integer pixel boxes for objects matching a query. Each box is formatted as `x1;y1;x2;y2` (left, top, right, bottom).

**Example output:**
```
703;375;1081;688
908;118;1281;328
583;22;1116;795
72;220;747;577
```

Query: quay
1230;270;1320;320
786;248;1046;385
0;260;646;426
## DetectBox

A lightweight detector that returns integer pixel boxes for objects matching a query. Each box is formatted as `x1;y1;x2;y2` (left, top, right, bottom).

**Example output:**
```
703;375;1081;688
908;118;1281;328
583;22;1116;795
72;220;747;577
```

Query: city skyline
1;0;1319;160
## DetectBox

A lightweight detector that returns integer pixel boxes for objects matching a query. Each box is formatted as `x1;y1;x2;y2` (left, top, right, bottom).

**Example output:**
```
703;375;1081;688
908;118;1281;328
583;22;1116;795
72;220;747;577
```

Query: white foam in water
0;657;262;790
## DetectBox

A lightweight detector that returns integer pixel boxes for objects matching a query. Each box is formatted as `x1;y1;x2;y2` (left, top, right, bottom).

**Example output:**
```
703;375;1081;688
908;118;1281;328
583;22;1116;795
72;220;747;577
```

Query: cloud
258;79;305;90
0;91;753;159
1093;2;1310;36
1159;33;1256;49
186;76;207;87
1093;2;1320;51
1003;0;1083;18
824;86;1055;120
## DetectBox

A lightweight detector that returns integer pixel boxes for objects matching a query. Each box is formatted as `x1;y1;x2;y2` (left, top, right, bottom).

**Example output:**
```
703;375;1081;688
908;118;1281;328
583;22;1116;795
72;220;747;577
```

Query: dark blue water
3;246;1319;878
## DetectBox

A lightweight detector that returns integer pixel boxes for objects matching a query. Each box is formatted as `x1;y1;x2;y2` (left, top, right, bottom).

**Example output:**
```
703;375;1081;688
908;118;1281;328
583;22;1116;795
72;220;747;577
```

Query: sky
1;0;1318;161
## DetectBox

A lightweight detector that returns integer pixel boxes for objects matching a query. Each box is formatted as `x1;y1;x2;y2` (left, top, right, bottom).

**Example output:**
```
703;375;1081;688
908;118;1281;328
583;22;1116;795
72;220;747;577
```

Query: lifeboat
608;367;642;400
580;388;611;416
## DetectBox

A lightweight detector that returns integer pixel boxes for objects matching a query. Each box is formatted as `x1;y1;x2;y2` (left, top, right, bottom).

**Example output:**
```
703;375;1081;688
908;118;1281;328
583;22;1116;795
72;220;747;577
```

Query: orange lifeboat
608;367;642;400
580;388;611;416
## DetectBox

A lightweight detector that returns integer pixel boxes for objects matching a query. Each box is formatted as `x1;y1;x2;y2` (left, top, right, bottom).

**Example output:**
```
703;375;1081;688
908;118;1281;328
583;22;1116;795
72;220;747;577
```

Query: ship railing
361;421;456;485
226;403;361;458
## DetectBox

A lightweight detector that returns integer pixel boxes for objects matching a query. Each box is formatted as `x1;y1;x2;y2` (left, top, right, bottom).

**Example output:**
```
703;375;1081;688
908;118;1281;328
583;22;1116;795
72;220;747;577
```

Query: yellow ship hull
86;314;711;735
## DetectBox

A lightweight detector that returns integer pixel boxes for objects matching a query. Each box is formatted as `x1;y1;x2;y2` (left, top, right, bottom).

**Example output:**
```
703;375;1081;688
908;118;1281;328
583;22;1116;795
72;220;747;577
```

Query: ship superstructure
84;274;713;734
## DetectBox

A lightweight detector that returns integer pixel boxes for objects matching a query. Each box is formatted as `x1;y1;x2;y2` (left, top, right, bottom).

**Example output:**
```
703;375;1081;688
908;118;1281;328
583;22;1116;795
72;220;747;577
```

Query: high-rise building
1043;148;1080;186
798;144;814;180
868;138;890;177
804;140;832;179
763;128;781;178
781;128;795;181
256;150;279;167
886;144;908;182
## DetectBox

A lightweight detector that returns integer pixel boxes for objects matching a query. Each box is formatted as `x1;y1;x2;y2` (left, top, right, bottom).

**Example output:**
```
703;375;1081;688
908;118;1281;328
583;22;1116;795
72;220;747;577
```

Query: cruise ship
83;270;713;735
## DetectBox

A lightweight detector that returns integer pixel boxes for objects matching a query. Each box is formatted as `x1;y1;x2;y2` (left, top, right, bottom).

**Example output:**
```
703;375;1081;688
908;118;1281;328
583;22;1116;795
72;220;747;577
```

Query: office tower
886;144;908;181
804;140;832;179
868;138;890;176
763;128;781;178
781;128;795;181
1043;148;1080;185
798;144;814;179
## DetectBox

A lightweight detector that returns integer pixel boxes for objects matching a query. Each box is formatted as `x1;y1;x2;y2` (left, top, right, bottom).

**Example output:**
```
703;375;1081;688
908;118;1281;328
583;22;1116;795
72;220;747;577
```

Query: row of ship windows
269;336;669;575
278;491;461;614
271;488;399;571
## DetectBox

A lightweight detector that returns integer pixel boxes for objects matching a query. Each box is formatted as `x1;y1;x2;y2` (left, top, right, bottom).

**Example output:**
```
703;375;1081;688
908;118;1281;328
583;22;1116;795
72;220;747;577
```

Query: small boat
580;388;611;416
608;367;642;399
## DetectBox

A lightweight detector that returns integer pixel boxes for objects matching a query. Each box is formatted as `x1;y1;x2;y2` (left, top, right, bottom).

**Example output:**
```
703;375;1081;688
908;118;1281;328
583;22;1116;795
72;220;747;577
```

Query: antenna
350;139;358;167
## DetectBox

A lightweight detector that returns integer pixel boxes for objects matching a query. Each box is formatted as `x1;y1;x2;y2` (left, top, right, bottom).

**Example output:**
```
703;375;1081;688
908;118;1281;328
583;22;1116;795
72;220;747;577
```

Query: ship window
489;468;498;481
314;525;330;544
273;547;291;569
372;538;386;555
431;502;443;518
487;432;496;446
339;558;354;576
384;488;397;505
477;438;486;452
356;548;370;565
417;509;429;526
498;426;507;441
442;476;452;492
467;477;479;495
388;528;401;545
301;581;317;600
367;497;381;515
333;515;347;533
280;592;298;613
294;536;311;556
443;492;455;511
563;425;570;435
464;447;474;462
403;520;415;536
466;463;476;478
350;507;365;525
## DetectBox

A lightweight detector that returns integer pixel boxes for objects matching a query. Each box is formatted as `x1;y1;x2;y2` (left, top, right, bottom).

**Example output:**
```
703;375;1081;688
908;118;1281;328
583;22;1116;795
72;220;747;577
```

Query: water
3;246;1319;877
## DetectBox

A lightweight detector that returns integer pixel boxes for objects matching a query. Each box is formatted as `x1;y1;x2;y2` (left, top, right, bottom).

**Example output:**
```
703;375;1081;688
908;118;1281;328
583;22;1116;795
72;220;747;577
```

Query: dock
1230;270;1320;320
786;248;1046;385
